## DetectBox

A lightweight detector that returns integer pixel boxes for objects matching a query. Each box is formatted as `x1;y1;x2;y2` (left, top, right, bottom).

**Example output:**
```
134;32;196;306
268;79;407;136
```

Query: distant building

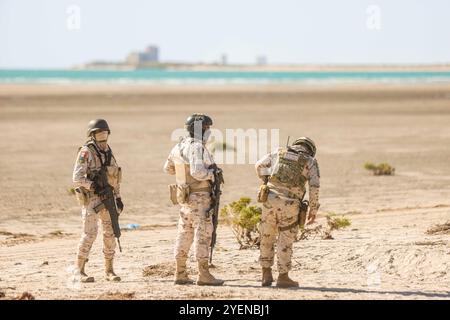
126;45;159;65
221;54;228;65
256;55;268;66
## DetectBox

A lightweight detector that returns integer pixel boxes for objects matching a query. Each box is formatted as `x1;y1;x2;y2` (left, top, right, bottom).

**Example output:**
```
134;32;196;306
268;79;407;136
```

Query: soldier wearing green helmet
255;136;320;288
72;119;123;283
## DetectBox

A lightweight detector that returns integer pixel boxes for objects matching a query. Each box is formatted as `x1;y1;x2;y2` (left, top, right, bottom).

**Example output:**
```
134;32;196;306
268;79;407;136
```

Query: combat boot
76;257;94;283
261;267;273;287
174;259;194;285
105;258;121;282
276;273;299;288
196;259;224;286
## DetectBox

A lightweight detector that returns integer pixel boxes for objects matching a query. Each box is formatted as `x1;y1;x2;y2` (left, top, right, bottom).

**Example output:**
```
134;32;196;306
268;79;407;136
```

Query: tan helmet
292;137;316;157
86;119;110;137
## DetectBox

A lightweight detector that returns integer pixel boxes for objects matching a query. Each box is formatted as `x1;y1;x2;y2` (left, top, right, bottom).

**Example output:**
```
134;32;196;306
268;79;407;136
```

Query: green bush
326;213;351;231
220;197;262;249
364;162;395;176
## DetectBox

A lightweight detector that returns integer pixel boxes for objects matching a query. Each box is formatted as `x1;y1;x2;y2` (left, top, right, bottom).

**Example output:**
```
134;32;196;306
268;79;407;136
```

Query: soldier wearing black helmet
255;136;320;288
163;113;224;286
72;119;123;283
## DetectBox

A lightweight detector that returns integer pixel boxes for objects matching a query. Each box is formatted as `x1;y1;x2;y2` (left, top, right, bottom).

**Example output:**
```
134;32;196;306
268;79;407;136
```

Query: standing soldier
164;114;224;286
255;137;320;288
72;119;124;283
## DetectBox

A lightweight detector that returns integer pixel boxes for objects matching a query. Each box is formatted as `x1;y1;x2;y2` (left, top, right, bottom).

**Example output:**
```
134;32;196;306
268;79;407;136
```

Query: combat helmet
86;119;110;137
185;114;213;138
292;137;316;157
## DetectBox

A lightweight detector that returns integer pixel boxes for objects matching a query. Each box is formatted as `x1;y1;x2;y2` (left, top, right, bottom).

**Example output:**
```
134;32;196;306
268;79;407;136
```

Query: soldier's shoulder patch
78;150;90;164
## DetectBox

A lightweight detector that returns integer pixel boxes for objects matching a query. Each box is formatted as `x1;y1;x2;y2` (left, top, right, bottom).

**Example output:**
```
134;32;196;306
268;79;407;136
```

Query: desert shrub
220;197;261;249
298;213;351;240
364;162;395;176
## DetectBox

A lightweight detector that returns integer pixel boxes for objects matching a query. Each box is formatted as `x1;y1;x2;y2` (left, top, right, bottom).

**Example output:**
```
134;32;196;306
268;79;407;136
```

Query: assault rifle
92;167;122;252
209;167;224;264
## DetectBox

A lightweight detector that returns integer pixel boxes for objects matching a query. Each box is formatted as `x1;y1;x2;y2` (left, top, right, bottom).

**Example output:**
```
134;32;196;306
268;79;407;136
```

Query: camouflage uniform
73;140;121;260
164;136;215;261
255;145;320;274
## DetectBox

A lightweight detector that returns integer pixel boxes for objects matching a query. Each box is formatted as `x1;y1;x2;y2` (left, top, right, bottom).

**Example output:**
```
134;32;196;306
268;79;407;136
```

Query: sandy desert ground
0;83;449;300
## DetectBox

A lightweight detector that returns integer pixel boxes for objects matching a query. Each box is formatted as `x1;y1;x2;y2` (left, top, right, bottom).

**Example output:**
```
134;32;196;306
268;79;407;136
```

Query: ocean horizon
2;69;450;85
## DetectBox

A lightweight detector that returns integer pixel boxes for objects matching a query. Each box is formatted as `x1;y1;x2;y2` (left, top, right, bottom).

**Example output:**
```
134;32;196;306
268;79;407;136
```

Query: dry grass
142;262;176;278
414;240;448;246
298;214;351;240
96;291;135;300
15;292;35;300
426;221;450;235
0;230;73;246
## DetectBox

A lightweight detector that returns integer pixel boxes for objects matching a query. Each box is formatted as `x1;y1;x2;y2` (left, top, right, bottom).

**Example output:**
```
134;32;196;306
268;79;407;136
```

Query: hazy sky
1;0;449;68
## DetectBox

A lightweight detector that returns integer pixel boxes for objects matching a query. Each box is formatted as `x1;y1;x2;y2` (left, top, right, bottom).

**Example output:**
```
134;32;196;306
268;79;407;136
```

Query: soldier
72;119;124;283
164;114;224;286
255;137;320;288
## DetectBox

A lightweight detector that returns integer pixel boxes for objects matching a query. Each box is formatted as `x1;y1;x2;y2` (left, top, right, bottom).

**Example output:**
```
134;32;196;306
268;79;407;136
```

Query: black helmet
292;137;316;157
86;119;110;137
185;114;213;138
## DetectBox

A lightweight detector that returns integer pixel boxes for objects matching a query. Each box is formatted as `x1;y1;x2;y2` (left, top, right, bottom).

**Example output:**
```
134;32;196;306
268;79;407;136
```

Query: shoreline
2;82;450;97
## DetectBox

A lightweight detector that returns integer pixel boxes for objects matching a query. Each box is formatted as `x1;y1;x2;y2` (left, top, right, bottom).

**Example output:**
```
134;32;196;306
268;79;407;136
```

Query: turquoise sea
1;69;450;85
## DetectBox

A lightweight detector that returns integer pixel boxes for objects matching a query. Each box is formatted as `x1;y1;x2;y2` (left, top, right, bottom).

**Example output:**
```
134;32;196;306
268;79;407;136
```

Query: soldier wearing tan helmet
72;119;124;283
255;137;320;288
164;114;224;286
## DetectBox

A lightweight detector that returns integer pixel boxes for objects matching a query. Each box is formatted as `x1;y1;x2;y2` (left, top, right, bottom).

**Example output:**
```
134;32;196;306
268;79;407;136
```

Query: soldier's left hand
116;198;124;214
307;213;316;225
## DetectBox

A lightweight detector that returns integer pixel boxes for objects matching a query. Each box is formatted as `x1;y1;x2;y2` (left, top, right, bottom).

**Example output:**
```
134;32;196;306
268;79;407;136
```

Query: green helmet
185;113;213;137
86;119;110;137
292;137;316;157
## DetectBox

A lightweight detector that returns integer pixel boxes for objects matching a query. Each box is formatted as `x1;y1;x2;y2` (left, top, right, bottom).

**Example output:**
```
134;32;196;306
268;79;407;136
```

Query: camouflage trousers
77;197;116;260
174;192;213;262
259;191;299;274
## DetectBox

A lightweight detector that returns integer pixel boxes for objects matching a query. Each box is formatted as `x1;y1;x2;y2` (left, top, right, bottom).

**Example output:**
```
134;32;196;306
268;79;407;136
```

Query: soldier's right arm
255;151;276;180
73;147;94;190
163;146;176;175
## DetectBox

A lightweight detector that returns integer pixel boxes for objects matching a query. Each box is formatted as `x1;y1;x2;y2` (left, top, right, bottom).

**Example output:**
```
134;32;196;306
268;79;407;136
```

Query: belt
190;186;212;193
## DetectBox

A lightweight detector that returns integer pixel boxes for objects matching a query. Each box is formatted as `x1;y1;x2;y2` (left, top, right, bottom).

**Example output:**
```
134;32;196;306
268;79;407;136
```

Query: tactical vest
84;141;121;191
268;148;309;196
173;142;211;193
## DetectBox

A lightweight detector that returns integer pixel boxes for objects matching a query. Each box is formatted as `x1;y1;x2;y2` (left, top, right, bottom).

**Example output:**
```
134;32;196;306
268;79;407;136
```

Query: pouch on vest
176;184;190;204
75;187;89;206
298;200;309;228
168;184;178;205
257;184;269;203
106;166;121;189
257;176;270;203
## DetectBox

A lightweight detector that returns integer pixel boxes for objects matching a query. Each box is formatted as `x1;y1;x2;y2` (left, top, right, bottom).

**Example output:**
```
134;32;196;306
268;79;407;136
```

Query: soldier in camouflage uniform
72;119;124;283
164;114;224;286
255;137;320;288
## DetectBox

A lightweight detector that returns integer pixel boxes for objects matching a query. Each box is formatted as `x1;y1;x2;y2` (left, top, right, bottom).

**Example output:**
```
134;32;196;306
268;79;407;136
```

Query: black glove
91;181;101;194
116;198;124;213
209;164;218;171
